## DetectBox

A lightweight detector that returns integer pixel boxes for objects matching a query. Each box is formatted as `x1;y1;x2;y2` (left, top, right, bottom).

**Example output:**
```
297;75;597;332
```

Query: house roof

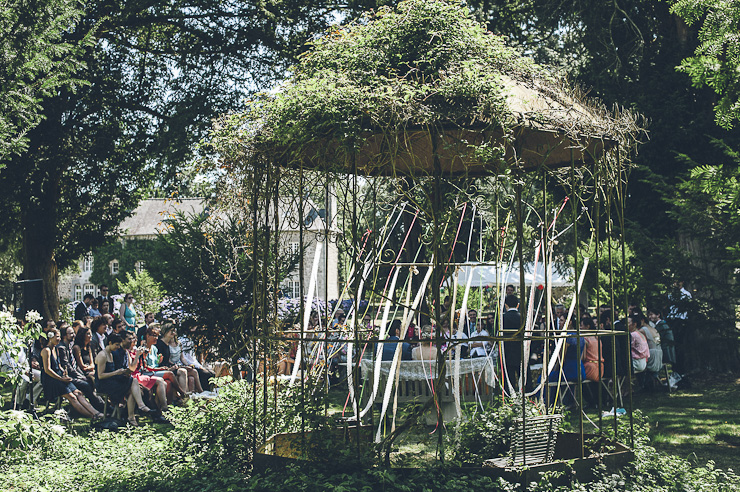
118;197;337;238
119;199;206;237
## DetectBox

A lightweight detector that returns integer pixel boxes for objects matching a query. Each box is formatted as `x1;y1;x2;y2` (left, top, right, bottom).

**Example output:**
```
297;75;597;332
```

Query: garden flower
25;310;41;324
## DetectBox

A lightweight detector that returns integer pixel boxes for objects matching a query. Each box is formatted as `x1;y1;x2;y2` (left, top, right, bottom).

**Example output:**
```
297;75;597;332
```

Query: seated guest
412;325;437;361
648;309;674;365
581;317;604;382
99;299;111;316
118;331;168;414
57;322;104;411
549;319;586;383
450;317;469;359
406;320;419;346
89;299;101;318
179;326;215;390
95;333;153;426
469;318;490;359
277;329;298;376
25;323;52;405
160;324;203;393
110;318;125;335
438;318;451;353
137;312;155;345
89;317;107;358
71;320;83;336
483;312;496;335
382;323;402;361
41;327;103;419
628;315;649;374
142;324;187;403
0;318;42;407
73;327;96;381
639;314;663;374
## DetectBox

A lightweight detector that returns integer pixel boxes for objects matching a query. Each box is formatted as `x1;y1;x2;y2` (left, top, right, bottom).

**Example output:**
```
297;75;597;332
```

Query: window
290;280;300;298
83;254;93;272
84;284;95;297
135;260;146;273
110;260;119;275
74;285;82;302
289;242;299;255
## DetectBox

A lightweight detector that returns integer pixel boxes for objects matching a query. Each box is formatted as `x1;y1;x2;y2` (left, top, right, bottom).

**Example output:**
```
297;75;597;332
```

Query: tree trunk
22;240;60;322
21;163;61;322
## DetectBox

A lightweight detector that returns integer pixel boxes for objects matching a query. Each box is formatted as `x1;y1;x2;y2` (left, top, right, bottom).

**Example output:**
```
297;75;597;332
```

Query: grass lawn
631;374;740;471
4;373;739;472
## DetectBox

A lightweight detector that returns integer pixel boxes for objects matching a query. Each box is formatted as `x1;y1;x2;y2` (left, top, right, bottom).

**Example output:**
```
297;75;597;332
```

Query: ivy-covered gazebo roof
240;0;641;177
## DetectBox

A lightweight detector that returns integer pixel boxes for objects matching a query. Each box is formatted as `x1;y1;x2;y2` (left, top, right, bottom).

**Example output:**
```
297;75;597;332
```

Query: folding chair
99;393;123;420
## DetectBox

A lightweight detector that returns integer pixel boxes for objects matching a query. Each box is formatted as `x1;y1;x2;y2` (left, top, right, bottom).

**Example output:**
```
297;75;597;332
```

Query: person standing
97;285;113;316
120;294;137;332
648;309;675;365
74;294;94;321
502;295;522;383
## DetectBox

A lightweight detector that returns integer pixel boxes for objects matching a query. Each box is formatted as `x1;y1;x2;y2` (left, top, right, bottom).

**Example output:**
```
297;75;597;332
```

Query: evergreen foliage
115;270;166;322
671;0;740;129
0;0;89;160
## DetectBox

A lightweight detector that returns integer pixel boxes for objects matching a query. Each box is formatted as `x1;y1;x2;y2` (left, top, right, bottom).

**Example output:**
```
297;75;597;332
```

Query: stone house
58;198;340;302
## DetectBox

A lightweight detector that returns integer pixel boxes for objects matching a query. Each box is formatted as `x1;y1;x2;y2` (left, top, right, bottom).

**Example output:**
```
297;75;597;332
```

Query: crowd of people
275;283;682;405
6;286;216;425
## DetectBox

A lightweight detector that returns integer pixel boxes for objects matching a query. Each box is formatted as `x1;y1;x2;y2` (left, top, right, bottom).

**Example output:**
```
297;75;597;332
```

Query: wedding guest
57;322;104;411
89;299;101;318
41;328;103;419
120;293;137;332
89;317;107;358
72;327;96;382
95;333;154;426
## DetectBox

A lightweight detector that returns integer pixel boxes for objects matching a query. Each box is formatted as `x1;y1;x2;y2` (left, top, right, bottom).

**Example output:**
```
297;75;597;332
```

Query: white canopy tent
450;262;574;288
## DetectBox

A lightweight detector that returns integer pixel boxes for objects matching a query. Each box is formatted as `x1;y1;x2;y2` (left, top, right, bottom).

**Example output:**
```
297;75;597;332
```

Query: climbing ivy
89;239;164;295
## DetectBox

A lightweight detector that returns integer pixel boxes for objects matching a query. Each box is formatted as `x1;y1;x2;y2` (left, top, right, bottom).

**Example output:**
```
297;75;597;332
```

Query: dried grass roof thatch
225;0;643;177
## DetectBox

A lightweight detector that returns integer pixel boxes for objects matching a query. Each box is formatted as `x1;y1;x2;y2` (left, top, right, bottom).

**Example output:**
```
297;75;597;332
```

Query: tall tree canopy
466;0;740;369
671;0;740;129
0;0;88;160
0;0;366;320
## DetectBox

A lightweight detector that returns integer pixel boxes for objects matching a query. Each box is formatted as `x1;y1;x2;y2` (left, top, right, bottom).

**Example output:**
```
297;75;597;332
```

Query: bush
3;387;739;492
0;380;317;492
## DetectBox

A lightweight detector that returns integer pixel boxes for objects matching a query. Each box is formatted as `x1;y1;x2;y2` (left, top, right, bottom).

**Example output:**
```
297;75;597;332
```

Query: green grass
632;375;740;471
5;373;739;472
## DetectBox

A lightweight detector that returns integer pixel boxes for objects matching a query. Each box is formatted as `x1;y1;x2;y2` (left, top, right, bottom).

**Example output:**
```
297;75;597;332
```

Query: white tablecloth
360;355;498;388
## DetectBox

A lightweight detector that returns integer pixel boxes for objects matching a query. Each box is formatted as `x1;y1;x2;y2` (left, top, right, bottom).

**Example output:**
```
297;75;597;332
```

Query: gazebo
213;0;644;481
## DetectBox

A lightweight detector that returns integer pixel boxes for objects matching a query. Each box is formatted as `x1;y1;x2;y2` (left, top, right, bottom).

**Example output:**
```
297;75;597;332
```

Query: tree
467;0;740;369
148;210;297;360
0;0;89;161
0;0;374;321
671;0;740;129
116;269;166;324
